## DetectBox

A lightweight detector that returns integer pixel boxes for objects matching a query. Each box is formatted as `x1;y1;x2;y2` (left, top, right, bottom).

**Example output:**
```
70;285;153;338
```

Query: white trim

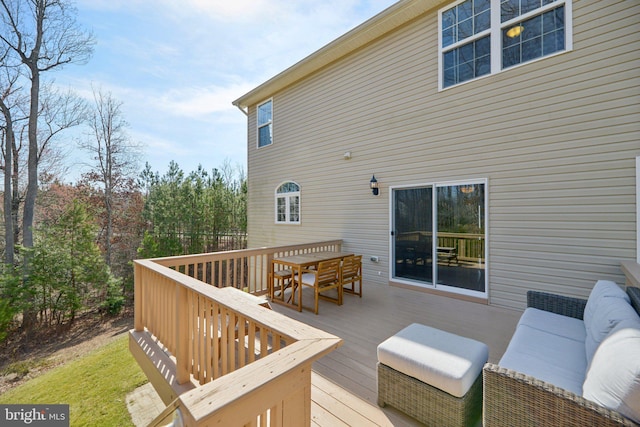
389;178;488;299
438;0;573;91
636;156;639;263
490;0;501;75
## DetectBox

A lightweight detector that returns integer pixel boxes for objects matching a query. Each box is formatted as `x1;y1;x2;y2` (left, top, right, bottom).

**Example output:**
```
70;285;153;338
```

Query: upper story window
276;182;300;224
257;99;273;148
439;0;571;89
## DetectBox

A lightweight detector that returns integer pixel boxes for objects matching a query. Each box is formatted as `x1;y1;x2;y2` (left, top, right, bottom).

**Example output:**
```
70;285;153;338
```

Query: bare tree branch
80;87;141;267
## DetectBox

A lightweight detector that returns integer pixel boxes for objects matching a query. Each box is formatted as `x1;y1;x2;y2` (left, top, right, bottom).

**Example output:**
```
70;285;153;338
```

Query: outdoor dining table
270;251;354;312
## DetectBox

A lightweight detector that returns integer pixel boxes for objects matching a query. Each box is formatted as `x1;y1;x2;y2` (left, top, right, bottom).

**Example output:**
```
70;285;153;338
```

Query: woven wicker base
377;362;482;427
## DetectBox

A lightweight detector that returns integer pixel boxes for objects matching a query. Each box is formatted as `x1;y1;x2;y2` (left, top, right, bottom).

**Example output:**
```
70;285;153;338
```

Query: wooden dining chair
269;268;292;303
296;258;343;314
341;255;363;297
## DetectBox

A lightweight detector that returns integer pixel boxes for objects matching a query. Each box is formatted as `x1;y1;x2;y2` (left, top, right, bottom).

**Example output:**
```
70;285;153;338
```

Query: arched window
275;182;300;224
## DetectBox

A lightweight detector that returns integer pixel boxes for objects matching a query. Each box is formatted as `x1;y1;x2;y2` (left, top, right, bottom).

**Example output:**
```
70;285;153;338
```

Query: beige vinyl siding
246;0;640;310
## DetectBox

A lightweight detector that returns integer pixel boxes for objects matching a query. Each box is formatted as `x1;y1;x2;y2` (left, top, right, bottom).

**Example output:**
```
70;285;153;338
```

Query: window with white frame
257;99;273;147
440;0;571;89
276;182;300;224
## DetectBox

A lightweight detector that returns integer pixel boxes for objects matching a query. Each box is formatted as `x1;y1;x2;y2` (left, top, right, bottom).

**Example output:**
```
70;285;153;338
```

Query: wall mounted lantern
370;175;379;196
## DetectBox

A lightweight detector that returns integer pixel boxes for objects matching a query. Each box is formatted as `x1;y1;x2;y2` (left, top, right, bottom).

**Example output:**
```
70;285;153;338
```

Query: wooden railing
130;241;343;426
151;239;343;294
397;231;485;263
621;260;640;288
439;232;485;263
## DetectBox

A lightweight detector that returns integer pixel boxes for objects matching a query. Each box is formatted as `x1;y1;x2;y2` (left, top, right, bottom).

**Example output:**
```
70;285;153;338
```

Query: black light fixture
370;175;379;196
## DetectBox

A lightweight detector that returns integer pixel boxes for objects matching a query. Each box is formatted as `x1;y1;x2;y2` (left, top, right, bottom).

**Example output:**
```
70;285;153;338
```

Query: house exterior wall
243;0;640;310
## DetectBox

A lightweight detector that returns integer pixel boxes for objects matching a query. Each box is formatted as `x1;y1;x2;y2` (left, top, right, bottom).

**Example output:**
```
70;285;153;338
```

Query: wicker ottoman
377;323;488;427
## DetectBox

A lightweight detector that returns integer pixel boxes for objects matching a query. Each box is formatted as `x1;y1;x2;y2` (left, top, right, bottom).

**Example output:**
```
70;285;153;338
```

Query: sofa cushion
584;280;629;328
499;324;587;395
583;280;632;365
518;307;586;342
583;319;640;424
585;295;639;367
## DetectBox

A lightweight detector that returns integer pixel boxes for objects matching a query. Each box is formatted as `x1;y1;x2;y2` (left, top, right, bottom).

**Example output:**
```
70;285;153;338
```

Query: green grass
0;333;148;427
1;358;54;377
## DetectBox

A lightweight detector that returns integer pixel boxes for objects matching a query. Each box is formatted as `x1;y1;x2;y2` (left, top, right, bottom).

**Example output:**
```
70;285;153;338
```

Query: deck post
134;262;143;332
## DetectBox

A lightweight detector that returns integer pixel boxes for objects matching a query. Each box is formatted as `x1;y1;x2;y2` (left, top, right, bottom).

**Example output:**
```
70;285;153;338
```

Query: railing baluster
248;320;256;363
212;301;220;379
220;306;229;375
203;298;211;383
176;284;190;384
188;291;195;377
260;328;268;358
227;310;236;372
238;315;246;369
199;295;207;382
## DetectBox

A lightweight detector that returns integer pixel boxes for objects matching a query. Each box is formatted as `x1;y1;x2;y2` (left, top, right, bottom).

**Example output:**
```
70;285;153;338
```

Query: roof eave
232;0;445;110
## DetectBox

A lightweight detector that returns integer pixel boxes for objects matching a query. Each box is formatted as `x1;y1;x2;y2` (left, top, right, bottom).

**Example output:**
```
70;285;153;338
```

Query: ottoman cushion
377;323;488;398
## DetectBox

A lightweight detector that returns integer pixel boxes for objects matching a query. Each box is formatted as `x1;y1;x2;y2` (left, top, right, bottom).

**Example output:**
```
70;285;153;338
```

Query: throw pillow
583;280;630;365
583;320;640;424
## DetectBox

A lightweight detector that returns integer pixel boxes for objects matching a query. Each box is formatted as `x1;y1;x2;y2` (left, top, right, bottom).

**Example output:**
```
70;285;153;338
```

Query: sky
53;0;398;180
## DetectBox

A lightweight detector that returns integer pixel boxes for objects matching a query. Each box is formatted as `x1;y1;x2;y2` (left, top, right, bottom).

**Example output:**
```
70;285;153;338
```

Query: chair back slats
341;255;363;297
316;259;341;287
342;255;362;279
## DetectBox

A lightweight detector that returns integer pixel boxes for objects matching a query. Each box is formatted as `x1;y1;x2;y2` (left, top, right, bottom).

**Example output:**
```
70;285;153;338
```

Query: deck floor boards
273;282;523;426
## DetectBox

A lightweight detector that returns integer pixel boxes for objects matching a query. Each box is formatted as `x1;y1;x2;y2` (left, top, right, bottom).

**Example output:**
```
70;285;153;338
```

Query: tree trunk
23;70;39;252
0;101;15;266
105;184;112;267
11;145;20;247
21;36;42;330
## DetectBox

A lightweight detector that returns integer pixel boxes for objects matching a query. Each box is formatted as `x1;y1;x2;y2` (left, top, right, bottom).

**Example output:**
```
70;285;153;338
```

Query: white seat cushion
377;323;488;398
518;307;586;342
299;272;317;286
499;324;587;395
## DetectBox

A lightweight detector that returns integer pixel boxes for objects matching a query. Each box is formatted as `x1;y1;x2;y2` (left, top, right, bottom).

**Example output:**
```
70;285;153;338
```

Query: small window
275;182;300;224
439;0;571;89
257;99;272;148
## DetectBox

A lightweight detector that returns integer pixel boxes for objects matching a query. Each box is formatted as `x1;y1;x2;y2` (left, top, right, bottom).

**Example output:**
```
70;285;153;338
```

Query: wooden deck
131;282;522;426
273;283;523;426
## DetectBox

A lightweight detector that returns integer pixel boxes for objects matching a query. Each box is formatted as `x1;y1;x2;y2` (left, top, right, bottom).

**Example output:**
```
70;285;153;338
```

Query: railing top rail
150;239;343;267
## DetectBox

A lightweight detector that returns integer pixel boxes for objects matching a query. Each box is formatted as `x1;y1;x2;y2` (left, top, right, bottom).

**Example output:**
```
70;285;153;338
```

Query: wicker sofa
483;281;640;427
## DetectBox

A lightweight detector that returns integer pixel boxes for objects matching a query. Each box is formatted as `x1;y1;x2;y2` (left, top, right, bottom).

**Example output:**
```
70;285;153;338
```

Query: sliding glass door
392;182;487;297
393;187;433;283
